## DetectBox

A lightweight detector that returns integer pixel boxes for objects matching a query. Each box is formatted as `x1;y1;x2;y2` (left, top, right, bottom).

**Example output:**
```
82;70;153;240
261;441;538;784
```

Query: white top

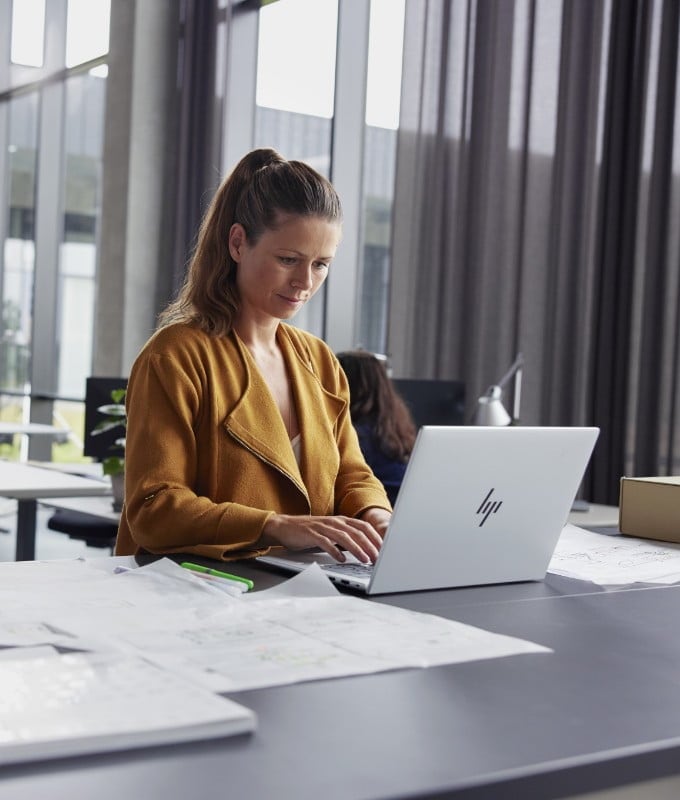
291;434;302;465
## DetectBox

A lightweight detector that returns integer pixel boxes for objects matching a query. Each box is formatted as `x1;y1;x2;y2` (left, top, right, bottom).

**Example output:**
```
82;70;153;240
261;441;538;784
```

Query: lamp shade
472;385;512;426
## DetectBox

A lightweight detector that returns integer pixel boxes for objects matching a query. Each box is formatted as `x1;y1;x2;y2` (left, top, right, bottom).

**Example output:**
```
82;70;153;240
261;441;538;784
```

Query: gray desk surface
2;558;680;799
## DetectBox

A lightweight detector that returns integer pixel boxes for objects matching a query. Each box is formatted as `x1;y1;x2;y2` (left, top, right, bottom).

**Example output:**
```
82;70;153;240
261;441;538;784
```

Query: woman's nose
292;264;313;289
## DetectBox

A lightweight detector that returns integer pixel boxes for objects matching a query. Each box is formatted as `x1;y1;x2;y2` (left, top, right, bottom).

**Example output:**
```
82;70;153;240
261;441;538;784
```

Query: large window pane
1;93;38;399
57;72;106;397
10;0;46;67
357;0;405;353
66;0;111;67
256;0;337;118
254;0;338;338
365;0;404;130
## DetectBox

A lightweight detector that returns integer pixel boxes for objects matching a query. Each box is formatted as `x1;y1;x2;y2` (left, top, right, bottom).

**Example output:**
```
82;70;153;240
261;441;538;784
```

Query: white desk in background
41;494;120;523
0;422;67;436
567;502;619;528
0;422;69;461
0;461;111;560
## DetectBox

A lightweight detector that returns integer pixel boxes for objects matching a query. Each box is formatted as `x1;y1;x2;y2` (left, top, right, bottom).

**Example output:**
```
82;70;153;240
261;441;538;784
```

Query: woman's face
229;214;341;324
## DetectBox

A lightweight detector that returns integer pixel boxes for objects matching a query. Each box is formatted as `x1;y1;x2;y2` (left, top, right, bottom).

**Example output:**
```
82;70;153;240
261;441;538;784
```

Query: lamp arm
512;367;522;422
497;352;524;390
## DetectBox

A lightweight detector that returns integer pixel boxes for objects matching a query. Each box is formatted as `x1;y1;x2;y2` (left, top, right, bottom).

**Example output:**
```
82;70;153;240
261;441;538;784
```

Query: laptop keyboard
321;562;374;577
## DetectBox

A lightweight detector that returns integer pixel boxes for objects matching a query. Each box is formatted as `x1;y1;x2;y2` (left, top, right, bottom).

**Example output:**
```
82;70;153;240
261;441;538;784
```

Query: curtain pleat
589;0;650;502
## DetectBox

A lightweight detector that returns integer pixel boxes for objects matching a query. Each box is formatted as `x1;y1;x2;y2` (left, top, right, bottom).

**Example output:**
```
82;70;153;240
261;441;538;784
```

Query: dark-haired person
115;148;391;564
336;351;417;505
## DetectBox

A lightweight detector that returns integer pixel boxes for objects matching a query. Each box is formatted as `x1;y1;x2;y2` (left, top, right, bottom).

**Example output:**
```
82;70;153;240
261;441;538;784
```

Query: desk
0;421;69;461
2;555;680;798
567;502;620;528
41;494;120;522
0;461;111;560
0;422;67;437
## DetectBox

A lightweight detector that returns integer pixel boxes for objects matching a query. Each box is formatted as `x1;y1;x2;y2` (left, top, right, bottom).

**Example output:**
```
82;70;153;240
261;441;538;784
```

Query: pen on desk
180;562;254;590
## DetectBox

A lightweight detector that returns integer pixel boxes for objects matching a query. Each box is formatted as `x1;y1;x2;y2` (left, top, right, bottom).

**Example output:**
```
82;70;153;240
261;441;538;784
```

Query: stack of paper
0;650;255;765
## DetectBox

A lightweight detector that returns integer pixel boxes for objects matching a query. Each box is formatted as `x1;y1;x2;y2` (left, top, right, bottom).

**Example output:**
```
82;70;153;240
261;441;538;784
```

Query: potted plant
91;388;126;511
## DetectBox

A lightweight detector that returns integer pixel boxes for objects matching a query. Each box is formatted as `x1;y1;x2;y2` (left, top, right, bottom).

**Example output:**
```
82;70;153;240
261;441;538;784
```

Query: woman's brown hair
337;350;417;462
158;148;342;336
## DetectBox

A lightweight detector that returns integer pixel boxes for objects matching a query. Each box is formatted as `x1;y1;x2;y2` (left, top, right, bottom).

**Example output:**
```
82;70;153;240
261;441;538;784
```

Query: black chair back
391;378;466;428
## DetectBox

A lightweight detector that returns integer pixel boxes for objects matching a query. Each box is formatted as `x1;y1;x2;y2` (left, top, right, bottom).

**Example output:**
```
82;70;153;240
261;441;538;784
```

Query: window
245;0;405;351
10;0;46;67
357;0;405;353
66;0;111;67
0;2;109;461
2;94;38;397
254;0;339;338
57;72;106;399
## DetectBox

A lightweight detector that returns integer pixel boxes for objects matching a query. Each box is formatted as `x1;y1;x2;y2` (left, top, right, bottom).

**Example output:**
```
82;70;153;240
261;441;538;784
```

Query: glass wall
0;0;109;461
2;93;38;384
357;0;405;353
253;0;338;338
248;0;404;353
0;0;406;460
58;71;106;399
0;93;39;449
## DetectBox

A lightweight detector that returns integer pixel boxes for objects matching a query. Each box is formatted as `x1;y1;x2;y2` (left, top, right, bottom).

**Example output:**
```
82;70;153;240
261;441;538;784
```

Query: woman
336;351;417;505
115;148;391;564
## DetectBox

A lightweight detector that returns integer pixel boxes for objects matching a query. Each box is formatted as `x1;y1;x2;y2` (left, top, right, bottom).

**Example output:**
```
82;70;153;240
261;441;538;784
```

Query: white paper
549;525;680;587
0;557;237;649
0;557;550;697
107;564;550;692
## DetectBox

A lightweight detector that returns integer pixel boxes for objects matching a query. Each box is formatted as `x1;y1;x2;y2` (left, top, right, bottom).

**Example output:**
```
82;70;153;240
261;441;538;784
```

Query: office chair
46;508;118;552
45;376;127;554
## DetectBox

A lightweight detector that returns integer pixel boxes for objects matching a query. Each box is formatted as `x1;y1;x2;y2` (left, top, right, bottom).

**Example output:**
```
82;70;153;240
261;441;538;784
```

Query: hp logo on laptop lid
476;489;503;526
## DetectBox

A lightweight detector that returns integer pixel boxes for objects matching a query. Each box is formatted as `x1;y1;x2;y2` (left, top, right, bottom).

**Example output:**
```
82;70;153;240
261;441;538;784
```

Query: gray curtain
388;0;680;504
171;0;220;289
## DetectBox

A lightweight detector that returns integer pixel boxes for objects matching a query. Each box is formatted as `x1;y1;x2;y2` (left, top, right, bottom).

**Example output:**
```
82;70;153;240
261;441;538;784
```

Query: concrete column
94;0;179;376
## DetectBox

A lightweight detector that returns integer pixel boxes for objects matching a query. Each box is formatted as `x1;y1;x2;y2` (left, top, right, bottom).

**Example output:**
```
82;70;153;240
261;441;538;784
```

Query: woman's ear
228;223;246;262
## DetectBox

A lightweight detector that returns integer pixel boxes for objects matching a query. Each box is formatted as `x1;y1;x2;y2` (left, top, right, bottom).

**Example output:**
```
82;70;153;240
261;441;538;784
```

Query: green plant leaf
102;455;125;476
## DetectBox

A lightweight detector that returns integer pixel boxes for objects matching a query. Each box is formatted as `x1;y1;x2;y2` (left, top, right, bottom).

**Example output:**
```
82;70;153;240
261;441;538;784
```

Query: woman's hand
360;507;391;538
259;514;384;564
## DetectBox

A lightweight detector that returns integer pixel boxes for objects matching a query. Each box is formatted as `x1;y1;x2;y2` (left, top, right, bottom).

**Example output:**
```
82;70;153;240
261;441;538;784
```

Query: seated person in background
115;147;391;564
336;351;417;505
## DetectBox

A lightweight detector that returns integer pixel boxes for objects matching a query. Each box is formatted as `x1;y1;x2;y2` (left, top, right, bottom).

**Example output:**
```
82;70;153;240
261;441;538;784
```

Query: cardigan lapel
224;325;346;510
279;326;346;507
224;333;306;496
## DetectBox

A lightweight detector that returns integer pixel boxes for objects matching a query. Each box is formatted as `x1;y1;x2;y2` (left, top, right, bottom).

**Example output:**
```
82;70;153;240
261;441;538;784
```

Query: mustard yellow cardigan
115;322;391;560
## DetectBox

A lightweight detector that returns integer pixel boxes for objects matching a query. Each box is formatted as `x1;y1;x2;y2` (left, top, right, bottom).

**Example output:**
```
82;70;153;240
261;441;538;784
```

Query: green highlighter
180;562;254;591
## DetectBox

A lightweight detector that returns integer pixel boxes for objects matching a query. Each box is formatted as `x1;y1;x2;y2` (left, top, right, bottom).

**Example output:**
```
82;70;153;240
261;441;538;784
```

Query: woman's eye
314;262;330;271
279;257;297;266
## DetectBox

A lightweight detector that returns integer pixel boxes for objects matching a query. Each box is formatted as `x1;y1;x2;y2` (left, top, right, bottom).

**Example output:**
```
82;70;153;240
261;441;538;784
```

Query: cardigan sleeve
119;339;274;561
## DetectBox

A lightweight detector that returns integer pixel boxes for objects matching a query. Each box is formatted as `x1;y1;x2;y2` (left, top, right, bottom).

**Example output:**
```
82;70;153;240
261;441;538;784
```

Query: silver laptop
258;425;600;594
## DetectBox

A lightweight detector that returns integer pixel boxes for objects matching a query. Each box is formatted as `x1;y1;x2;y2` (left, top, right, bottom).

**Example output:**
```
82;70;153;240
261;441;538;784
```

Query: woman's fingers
262;514;383;563
304;518;379;564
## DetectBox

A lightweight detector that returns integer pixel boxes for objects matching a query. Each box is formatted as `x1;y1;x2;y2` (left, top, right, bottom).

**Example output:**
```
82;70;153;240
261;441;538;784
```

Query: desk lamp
472;353;524;426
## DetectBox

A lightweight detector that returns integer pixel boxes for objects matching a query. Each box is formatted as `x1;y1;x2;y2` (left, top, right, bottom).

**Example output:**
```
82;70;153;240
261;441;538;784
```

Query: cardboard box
619;476;680;543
